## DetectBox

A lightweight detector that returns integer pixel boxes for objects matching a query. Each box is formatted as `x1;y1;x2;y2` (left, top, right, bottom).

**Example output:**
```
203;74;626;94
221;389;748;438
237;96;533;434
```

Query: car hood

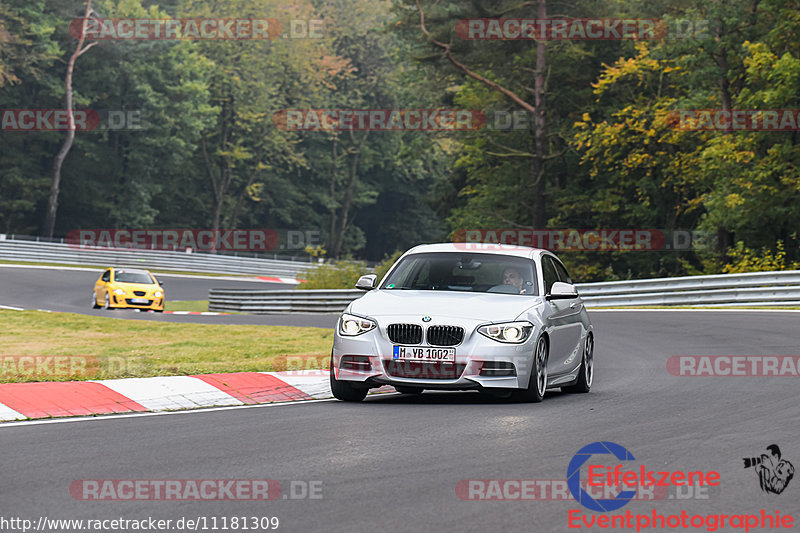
111;282;160;291
349;289;541;321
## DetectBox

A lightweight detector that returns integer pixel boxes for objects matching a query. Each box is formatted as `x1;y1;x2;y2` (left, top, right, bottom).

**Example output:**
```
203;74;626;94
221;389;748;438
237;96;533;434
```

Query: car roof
110;267;151;274
404;242;547;259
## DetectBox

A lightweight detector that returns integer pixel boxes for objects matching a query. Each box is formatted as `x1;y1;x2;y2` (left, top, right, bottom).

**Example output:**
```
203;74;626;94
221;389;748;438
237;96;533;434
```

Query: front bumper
110;294;164;310
332;317;537;390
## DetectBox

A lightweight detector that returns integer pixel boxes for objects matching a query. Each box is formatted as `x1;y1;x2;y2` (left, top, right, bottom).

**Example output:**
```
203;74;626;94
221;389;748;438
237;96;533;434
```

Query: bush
723;241;800;273
299;251;404;290
299;252;402;289
299;260;370;290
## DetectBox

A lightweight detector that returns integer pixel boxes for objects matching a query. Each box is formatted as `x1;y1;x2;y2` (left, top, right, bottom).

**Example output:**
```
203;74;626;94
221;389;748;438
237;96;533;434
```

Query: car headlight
155;291;163;298
478;321;534;344
113;288;125;295
339;313;377;336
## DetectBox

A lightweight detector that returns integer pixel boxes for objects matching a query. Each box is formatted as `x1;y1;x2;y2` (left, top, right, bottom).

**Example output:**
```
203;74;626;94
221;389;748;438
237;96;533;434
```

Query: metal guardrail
209;289;361;313
208;270;800;313
0;238;316;278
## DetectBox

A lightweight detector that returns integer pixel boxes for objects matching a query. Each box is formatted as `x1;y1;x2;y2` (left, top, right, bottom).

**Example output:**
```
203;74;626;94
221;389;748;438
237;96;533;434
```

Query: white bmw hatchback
330;243;594;402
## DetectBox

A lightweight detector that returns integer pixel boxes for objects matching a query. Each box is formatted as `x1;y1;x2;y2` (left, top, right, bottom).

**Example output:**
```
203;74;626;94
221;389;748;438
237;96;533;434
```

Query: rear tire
394;386;423;395
330;354;368;402
92;292;101;309
510;336;548;403
562;334;593;394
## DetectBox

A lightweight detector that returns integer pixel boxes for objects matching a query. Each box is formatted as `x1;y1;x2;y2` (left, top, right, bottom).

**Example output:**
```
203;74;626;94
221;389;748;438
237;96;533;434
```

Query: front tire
104;292;113;310
511;335;548;403
330;354;368;402
563;334;593;393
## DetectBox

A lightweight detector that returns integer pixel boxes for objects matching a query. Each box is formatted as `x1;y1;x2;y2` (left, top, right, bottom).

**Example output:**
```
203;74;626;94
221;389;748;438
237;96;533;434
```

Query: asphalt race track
2;307;800;532
0;265;337;327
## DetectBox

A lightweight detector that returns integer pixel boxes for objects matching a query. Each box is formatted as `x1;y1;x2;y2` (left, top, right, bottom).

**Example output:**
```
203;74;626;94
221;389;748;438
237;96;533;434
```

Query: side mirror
355;274;377;291
156;278;165;287
546;281;578;300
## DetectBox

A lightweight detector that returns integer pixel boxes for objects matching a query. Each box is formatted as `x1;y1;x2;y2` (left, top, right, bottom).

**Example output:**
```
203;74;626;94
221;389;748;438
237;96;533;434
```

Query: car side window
101;270;110;282
553;260;573;284
541;256;559;295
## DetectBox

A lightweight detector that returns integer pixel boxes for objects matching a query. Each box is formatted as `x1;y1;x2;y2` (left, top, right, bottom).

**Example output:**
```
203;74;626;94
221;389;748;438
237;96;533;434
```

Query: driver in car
503;267;529;294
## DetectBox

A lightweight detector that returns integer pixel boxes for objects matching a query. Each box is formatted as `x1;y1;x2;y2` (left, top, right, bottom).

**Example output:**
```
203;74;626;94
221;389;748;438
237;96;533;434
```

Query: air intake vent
385;361;466;380
387;324;423;344
426;326;464;346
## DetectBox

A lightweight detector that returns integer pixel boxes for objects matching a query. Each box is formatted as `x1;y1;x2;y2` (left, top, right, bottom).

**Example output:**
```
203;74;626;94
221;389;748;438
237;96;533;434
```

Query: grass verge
0;310;332;383
164;300;209;312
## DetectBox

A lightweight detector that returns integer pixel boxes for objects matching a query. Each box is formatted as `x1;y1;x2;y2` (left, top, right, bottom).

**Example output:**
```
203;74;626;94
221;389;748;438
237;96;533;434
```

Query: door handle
570;302;578;309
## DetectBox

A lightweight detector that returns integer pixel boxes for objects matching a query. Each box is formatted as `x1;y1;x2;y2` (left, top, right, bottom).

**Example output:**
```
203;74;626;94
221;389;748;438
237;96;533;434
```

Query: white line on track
0;397;340;429
0;390;401;429
0;305;24;310
0;263;283;283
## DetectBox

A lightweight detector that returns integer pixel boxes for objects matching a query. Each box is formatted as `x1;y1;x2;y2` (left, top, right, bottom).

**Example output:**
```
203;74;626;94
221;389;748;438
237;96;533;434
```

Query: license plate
393;346;455;362
131;298;149;304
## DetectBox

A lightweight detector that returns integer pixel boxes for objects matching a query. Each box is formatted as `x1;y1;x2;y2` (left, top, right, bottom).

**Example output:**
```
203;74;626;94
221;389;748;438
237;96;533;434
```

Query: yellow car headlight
155;291;163;298
113;288;125;295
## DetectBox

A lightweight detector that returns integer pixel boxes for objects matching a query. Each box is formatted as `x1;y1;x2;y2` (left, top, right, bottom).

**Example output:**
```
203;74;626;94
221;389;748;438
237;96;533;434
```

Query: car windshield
114;270;154;284
380;252;538;295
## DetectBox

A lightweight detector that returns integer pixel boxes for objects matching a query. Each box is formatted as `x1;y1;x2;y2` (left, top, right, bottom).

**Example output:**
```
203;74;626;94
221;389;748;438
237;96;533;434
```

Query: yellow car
92;267;165;312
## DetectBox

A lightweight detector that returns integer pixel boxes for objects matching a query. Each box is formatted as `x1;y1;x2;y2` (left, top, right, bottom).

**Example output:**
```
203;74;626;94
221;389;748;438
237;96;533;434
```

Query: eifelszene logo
743;444;795;495
567;441;721;512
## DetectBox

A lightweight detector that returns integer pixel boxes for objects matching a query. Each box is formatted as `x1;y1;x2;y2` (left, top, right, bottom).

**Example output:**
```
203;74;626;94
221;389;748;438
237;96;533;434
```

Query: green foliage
0;0;444;262
299;250;403;289
299;260;370;290
723;241;800;273
4;0;800;278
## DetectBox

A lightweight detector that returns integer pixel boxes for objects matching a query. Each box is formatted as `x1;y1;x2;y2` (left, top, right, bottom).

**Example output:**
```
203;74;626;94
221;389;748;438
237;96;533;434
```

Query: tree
43;0;97;238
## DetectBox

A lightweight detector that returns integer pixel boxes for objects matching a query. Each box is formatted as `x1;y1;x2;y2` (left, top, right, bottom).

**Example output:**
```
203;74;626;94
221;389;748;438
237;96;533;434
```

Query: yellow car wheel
92;292;101;309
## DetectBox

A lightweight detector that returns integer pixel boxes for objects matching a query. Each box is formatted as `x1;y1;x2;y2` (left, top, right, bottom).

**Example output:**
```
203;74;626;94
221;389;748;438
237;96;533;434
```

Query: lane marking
0;264;297;283
0;397;345;429
94;376;245;411
0;403;27;421
0;387;403;429
0;382;147;418
194;373;312;403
